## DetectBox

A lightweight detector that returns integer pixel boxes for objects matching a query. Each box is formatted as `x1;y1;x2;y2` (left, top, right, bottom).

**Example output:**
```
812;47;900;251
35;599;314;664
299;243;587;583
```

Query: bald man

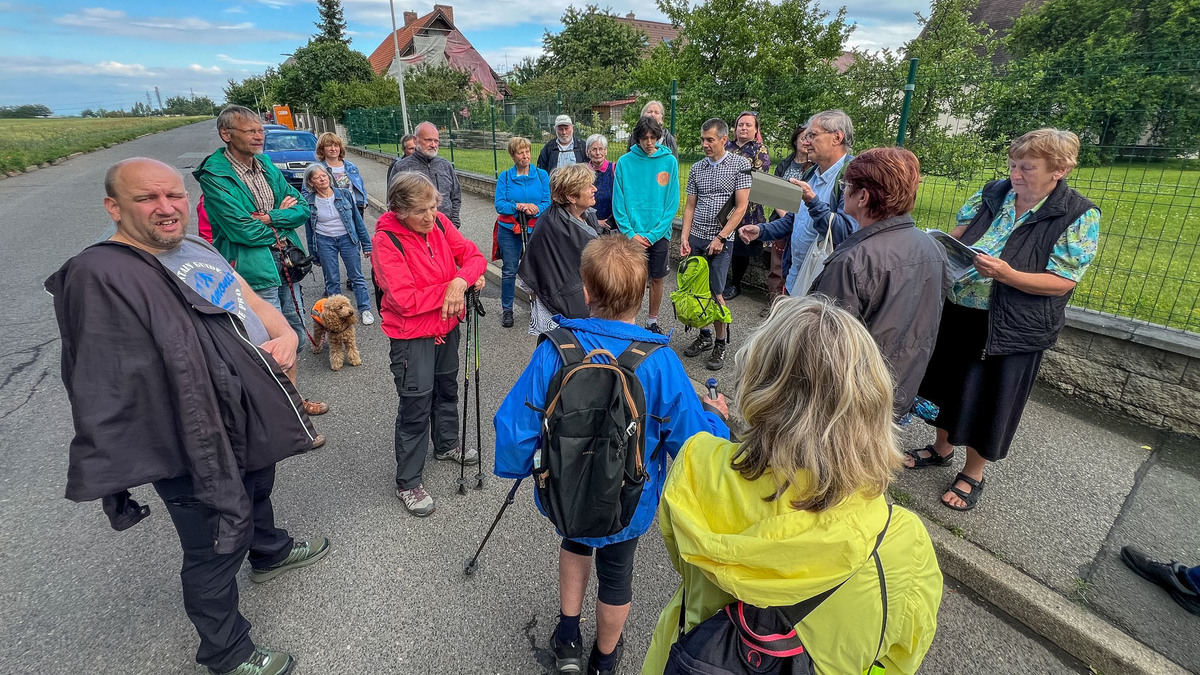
45;158;329;675
386;121;462;225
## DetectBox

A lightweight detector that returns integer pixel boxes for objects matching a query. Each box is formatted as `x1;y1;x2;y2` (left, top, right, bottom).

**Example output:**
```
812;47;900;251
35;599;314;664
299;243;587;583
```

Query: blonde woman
315;132;367;215
642;296;943;675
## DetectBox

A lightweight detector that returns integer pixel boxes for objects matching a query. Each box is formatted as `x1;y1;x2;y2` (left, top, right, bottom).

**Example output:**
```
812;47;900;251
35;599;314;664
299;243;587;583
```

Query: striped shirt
227;153;275;214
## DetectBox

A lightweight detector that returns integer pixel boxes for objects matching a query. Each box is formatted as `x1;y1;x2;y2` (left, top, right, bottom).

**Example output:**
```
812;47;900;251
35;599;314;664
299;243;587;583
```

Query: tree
276;40;374;110
80;109;96;118
316;75;402;119
403;64;477;104
314;0;350;45
0;104;52;118
224;69;283;110
513;5;646;97
163;95;219;116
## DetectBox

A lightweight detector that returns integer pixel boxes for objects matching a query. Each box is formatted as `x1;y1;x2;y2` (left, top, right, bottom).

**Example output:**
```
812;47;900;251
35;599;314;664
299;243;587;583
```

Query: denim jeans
496;225;525;311
314;234;370;312
257;283;307;348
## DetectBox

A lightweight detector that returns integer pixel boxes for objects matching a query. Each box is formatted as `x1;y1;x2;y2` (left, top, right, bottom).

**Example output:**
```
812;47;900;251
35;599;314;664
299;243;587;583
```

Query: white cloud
224;5;247;13
189;64;223;74
217;53;275;66
6;57;157;78
54;7;304;43
845;21;924;52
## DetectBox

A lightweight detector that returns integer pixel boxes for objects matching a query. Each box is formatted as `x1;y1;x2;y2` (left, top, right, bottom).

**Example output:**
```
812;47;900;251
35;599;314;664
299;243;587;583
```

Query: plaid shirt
686;153;752;240
227;153;275;214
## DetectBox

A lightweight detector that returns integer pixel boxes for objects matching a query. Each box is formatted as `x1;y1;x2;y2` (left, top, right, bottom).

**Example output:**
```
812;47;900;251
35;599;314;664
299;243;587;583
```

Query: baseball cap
554;114;572;127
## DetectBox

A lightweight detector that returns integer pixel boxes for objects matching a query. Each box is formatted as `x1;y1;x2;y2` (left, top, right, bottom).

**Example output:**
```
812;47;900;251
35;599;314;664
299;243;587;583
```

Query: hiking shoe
1121;546;1200;615
502;309;514;328
586;635;624;675
361;310;375;325
552;632;585;674
397;484;436;517
249;538;330;583
435;446;479;465
706;341;727;371
311;433;326;450
302;398;329;416
722;285;740;300
209;647;294;675
683;332;714;357
646;322;665;335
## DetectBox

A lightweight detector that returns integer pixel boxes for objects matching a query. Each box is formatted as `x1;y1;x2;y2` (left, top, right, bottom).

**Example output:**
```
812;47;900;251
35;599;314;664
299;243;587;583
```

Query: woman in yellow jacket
642;296;943;675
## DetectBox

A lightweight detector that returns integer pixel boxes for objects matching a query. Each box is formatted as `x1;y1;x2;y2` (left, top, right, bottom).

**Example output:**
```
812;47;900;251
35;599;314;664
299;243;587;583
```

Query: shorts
687;234;734;296
560;536;640;606
645;237;670;280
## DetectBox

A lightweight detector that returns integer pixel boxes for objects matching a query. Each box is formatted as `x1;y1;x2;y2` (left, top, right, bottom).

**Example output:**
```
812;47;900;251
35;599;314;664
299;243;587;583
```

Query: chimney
626;12;635;19
403;10;417;25
433;4;454;24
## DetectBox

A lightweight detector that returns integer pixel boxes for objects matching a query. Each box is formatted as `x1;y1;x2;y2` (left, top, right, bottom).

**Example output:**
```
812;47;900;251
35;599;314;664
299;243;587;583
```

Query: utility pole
388;0;411;135
154;86;163;113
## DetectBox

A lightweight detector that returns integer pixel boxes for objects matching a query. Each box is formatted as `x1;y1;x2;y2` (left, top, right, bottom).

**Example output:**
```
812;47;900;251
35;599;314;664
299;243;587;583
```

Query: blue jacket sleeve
759;212;796;242
304;198;317;255
493;340;559;479
806;195;857;247
345;161;367;206
536;169;551;216
644;354;730;461
349;196;370;252
494;169;517;216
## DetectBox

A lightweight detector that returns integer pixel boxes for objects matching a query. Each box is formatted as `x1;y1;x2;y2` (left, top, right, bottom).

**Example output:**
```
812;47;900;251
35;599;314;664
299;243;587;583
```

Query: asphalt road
0;120;1090;674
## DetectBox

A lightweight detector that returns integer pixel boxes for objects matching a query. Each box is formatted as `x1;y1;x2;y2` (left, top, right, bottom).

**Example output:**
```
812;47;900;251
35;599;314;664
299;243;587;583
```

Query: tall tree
315;0;350;44
223;69;283;110
513;5;646;97
277;40;374;109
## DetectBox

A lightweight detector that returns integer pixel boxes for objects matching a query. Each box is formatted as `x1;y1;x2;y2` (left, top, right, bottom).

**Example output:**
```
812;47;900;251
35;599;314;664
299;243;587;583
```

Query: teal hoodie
612;144;680;243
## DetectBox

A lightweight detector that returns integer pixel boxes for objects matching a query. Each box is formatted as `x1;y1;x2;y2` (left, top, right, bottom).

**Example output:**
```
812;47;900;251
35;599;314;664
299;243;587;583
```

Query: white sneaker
361;310;375;325
435;446;479;465
396;484;435;517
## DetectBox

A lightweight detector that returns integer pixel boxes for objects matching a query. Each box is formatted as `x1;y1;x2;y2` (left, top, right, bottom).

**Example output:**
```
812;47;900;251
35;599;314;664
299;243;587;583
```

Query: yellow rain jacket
642;433;942;675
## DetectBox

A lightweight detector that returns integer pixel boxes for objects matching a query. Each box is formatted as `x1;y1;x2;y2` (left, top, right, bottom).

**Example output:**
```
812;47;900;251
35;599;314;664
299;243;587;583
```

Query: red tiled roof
614;14;680;52
596;98;637;107
367;7;450;74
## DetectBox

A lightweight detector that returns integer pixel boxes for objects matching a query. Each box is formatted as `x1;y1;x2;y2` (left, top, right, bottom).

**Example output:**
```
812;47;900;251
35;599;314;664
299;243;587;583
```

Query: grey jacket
810;214;952;417
387;152;462;226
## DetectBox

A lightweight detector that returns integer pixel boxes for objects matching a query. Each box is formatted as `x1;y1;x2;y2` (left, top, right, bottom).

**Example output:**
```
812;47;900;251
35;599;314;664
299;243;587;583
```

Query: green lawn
364;141;1200;332
0;116;211;173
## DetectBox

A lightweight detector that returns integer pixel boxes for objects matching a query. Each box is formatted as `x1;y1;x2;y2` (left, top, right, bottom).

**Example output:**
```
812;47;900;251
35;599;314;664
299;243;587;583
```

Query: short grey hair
701;118;729;139
641;100;665;116
303;164;331;190
807;109;854;149
217;105;258;131
585;134;608;154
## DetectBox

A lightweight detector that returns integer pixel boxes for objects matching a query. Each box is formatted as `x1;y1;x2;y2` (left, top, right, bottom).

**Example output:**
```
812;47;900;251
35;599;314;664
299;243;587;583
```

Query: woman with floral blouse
724;111;771;300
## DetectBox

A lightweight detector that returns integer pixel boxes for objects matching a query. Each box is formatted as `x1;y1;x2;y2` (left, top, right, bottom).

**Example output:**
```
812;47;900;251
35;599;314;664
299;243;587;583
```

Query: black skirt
917;300;1044;462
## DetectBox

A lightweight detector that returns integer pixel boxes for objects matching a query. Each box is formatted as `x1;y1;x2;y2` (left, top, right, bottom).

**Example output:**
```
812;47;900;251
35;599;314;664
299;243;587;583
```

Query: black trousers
153;466;293;673
389;325;461;490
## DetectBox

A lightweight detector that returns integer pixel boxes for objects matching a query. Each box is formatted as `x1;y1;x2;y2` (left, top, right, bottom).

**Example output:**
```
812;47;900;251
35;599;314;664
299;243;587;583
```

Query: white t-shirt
313;195;347;237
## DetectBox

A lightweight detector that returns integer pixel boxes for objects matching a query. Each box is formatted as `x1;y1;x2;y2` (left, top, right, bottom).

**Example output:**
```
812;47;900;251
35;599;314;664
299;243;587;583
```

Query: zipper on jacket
227;315;314;442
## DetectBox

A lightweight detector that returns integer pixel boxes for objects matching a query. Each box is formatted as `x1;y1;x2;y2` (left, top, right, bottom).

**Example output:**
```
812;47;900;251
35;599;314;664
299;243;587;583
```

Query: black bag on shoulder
271;229;313;284
664;505;894;675
531;327;667;539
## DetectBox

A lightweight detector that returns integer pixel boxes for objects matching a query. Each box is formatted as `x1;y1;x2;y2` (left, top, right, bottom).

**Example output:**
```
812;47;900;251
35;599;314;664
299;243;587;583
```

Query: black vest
961;179;1098;355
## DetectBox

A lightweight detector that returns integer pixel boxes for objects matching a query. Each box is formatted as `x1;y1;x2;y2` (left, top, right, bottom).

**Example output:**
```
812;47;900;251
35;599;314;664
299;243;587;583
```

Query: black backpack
531;327;667;539
664;505;893;675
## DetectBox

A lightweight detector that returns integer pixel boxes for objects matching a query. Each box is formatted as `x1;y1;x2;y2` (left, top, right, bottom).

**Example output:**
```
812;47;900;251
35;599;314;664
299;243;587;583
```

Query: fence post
896;58;919;146
557;90;562;115
490;96;499;178
391;110;399;155
447;108;455;165
670;79;678;137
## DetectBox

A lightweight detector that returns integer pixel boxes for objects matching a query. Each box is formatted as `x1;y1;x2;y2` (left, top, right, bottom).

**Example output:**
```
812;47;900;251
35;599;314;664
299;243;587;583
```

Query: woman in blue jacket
316;132;367;215
495;236;729;675
494;136;551;328
303;165;373;324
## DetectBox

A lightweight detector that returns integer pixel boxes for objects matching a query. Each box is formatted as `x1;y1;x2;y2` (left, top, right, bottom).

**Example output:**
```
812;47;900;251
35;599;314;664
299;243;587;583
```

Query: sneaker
361;309;375;325
435;446;480;465
706;341;727;371
302;398;329;416
1121;546;1200;615
683;332;714;357
396;484;436;517
502;309;514;328
249;537;330;583
586;635;624;675
210;647;295;675
646;322;665;335
552;632;585;674
311;433;326;450
722;285;741;300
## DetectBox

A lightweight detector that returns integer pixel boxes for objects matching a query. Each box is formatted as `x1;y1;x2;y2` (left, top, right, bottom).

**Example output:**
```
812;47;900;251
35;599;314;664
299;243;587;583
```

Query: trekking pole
472;290;486;490
464;478;522;576
457;288;474;496
517;211;533;313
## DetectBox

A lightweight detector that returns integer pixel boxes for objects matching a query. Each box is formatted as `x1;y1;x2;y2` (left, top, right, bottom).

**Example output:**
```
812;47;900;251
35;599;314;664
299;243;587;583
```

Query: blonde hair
507;136;531;158
579;236;648;320
550;163;596;206
315;132;346;161
733;296;901;512
1009;128;1080;173
387;171;442;216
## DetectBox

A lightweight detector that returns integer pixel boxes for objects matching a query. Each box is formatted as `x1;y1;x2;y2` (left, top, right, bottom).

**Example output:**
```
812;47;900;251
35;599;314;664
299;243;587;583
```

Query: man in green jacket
195;105;330;425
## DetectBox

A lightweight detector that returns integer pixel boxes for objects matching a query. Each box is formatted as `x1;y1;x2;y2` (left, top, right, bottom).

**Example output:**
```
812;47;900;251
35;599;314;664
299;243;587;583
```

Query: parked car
263;129;318;190
263;124;288;131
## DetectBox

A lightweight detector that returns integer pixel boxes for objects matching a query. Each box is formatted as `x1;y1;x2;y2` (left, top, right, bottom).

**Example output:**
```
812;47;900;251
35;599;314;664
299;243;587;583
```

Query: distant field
364;141;1200;331
0;117;210;173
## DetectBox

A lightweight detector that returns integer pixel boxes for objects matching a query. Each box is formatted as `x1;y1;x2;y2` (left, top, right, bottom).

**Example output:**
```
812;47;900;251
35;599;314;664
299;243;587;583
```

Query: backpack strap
615;340;663;372
541;327;585;366
384;230;405;256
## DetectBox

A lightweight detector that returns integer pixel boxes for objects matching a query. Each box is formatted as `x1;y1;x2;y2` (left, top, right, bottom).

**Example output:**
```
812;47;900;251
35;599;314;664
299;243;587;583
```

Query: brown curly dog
311;294;361;371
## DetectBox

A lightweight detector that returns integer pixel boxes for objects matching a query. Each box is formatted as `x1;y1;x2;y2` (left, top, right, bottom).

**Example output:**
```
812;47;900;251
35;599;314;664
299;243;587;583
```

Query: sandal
904;445;954;469
302;398;330;416
942;472;985;512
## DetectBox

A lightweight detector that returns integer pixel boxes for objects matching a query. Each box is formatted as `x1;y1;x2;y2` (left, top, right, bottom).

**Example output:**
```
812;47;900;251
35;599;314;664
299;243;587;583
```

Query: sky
0;0;930;116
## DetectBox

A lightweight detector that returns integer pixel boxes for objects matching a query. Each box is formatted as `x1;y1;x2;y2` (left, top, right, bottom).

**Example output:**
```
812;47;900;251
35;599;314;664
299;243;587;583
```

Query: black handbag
271;229;313;284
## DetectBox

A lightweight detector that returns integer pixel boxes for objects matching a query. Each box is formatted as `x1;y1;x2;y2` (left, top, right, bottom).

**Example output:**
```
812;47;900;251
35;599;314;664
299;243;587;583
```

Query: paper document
927;229;988;279
716;171;808;226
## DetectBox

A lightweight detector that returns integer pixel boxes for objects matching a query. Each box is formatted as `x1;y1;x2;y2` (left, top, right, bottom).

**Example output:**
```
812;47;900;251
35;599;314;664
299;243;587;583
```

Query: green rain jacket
193;148;310;291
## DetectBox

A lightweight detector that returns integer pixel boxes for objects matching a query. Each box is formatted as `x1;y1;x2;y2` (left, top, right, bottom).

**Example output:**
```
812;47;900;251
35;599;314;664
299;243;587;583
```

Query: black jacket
961;179;1098;355
387;152;463;226
518;203;599;318
811;214;952;416
45;242;316;554
536;138;588;173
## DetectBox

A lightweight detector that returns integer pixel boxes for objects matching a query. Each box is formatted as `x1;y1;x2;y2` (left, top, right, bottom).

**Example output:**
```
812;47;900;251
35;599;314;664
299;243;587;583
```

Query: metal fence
344;52;1200;333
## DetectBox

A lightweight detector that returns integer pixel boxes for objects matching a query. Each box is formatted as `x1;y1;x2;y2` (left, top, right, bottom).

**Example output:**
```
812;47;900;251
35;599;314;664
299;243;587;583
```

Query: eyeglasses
234;127;264;136
838;179;854;192
801;130;833;142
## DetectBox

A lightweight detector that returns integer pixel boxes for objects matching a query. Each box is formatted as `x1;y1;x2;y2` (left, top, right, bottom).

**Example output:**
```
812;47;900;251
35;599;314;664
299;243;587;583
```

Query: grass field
364;141;1200;332
0;117;211;173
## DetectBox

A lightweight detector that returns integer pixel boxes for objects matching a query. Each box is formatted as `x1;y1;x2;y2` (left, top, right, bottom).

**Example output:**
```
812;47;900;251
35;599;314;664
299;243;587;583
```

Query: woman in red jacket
373;172;487;516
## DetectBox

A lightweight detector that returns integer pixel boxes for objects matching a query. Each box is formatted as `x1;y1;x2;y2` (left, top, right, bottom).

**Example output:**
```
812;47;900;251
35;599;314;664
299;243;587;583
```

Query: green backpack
671;255;732;329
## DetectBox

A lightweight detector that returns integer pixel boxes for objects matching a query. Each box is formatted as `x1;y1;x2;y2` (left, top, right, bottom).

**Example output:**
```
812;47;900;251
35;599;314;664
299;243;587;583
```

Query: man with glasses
739;109;858;294
195;105;330;432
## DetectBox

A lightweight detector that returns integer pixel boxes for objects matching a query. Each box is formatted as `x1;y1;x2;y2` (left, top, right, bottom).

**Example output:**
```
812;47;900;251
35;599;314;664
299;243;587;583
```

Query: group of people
43;99;1200;675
